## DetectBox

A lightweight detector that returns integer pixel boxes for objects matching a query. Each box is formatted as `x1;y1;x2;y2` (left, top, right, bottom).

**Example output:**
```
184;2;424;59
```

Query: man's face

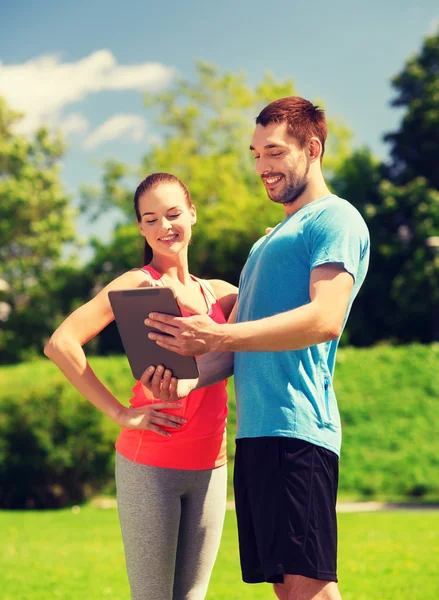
250;121;309;206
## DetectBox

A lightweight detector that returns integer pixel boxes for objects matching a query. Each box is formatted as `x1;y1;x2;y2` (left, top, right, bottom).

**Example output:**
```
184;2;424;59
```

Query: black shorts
233;437;339;584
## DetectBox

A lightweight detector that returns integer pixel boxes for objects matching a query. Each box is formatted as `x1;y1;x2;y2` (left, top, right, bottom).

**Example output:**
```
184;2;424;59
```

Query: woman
44;172;238;600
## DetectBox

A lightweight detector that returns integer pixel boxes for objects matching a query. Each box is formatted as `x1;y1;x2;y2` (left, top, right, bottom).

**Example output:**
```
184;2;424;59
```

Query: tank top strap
191;276;218;305
140;265;162;287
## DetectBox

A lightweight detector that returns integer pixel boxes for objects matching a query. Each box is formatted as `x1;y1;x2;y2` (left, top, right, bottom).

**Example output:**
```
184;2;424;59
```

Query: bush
0;344;438;508
0;357;129;509
334;343;439;501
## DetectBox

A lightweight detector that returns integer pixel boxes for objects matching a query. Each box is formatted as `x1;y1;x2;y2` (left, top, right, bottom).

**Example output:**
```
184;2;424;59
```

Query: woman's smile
158;232;180;245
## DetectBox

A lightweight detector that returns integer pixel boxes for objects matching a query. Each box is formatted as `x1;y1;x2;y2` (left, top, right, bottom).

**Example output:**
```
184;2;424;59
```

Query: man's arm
218;264;353;351
193;294;238;387
146;264;353;355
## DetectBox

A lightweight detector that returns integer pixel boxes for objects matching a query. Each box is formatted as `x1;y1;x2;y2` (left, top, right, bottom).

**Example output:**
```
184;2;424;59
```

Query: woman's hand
117;401;186;437
140;365;198;401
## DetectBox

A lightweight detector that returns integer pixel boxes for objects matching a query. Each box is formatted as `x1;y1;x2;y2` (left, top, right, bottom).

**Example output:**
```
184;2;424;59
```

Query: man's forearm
194;351;234;389
217;301;340;352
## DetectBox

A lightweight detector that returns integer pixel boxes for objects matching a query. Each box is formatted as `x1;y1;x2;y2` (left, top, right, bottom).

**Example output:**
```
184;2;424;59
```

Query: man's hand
140;364;198;401
144;312;226;356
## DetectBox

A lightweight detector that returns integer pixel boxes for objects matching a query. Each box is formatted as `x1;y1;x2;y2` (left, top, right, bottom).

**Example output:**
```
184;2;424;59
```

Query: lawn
1;507;438;599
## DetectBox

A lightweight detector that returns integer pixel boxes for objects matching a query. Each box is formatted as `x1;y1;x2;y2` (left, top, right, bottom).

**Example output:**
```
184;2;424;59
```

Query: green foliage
0;97;79;363
334;344;439;500
385;29;439;188
82;62;352;286
0;508;438;600
332;150;439;344
0;358;125;508
332;30;439;344
1;344;438;508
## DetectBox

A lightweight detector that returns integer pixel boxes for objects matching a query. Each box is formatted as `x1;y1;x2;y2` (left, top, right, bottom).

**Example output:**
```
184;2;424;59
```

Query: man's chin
266;188;282;202
267;190;289;205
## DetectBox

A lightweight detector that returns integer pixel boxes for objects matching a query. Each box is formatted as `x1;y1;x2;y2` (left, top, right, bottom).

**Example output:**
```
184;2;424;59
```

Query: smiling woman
133;172;196;266
43;171;238;600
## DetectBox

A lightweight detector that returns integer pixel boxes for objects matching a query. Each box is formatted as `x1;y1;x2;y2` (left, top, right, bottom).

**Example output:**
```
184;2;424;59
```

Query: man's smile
262;175;284;189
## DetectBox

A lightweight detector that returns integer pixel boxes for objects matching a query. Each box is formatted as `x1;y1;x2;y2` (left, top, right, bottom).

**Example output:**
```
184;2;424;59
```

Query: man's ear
309;137;322;162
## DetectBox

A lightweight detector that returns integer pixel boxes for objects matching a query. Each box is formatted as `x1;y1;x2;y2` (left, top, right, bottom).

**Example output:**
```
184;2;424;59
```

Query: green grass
1;507;438;599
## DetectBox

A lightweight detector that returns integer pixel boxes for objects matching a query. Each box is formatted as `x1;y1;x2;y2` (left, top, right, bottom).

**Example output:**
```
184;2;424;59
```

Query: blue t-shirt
234;194;370;456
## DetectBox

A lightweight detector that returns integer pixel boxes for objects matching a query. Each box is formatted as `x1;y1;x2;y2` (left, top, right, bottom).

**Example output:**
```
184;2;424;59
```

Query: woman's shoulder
206;279;238;298
107;268;155;290
203;279;238;321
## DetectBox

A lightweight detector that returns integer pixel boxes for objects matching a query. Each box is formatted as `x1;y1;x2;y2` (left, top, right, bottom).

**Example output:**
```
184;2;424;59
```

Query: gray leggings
115;452;227;600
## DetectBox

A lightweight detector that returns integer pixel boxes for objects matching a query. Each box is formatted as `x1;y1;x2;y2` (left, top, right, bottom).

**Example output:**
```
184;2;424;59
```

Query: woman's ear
137;220;146;237
190;205;197;226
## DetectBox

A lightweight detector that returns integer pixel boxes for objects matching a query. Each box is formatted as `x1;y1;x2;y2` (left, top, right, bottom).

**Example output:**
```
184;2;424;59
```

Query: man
144;96;370;600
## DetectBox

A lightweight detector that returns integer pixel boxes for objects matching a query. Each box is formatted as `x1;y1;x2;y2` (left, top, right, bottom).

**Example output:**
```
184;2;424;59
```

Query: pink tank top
115;266;228;470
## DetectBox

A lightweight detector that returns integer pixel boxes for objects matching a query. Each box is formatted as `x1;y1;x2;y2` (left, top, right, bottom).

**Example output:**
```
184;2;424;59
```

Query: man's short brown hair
256;96;327;157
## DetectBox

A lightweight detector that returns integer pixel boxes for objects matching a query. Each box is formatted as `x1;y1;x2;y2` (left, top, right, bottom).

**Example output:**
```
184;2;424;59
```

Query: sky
1;0;438;255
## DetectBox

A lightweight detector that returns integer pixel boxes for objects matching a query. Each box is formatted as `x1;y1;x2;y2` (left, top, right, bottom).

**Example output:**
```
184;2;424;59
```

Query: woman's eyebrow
141;206;183;217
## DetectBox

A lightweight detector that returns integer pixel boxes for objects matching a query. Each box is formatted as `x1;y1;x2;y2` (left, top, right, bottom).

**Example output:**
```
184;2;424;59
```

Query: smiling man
145;97;370;600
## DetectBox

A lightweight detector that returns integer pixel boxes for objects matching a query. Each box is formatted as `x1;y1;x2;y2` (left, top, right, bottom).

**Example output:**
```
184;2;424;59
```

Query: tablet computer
108;287;199;380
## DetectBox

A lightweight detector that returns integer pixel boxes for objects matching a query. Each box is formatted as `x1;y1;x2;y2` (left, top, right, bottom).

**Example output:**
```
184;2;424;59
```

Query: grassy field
1;506;438;600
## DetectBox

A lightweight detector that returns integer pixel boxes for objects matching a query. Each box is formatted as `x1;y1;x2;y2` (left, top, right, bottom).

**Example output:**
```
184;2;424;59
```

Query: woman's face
137;182;196;259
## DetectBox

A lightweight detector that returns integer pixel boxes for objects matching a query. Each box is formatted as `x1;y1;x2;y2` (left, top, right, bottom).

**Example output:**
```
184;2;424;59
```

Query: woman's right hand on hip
117;403;186;437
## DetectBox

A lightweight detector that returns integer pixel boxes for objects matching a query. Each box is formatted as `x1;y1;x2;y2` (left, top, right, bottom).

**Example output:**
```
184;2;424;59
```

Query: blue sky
1;0;438;251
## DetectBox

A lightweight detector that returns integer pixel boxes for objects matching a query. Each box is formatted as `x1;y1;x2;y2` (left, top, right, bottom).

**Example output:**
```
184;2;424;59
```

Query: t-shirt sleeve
308;203;369;282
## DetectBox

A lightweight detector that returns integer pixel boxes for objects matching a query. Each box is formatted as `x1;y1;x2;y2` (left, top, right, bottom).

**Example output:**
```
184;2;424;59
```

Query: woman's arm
44;270;186;436
208;279;238;321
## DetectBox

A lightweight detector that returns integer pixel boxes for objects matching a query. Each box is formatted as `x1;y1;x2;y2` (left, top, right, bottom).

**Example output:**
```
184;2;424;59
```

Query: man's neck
284;179;331;217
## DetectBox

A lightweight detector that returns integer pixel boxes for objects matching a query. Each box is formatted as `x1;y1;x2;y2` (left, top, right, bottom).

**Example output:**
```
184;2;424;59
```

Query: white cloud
60;113;89;137
0;50;174;135
84;114;146;150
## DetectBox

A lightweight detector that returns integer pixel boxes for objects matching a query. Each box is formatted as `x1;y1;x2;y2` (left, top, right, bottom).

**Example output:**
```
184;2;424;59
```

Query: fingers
148;424;172;437
145;320;177;336
141;366;181;400
149;400;183;410
144;406;187;437
152;412;186;428
148;333;185;353
150;365;170;398
140;365;155;386
145;312;182;331
148;409;186;437
169;377;179;401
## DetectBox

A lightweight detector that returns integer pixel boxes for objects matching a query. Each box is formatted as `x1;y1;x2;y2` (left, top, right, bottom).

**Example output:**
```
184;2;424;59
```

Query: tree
381;29;439;342
384;30;439;188
82;62;353;287
0;98;78;362
332;149;439;344
332;29;439;345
